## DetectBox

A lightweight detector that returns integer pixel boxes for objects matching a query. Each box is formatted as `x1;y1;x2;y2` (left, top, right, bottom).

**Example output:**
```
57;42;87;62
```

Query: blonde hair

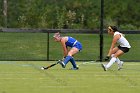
53;32;60;38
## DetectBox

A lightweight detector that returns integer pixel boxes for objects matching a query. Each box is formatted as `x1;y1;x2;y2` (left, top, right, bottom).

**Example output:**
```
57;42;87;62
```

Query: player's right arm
60;37;68;57
107;34;120;56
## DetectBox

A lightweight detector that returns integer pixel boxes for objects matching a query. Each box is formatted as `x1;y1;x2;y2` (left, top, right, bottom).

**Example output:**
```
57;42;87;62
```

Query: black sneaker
101;64;107;71
70;65;79;70
58;61;66;68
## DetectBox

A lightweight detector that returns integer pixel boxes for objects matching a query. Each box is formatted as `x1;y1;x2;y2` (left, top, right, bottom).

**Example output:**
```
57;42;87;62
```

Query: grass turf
0;61;140;93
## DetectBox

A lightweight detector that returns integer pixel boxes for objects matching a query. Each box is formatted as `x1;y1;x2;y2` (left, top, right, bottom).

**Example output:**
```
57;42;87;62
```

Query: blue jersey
65;37;82;51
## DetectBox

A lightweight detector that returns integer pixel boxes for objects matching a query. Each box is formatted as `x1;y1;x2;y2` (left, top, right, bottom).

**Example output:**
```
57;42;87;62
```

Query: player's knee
113;55;118;58
67;52;74;56
67;54;72;56
111;54;115;57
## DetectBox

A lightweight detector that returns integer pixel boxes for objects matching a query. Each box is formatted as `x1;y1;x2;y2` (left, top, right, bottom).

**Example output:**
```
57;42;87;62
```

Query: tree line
0;0;139;30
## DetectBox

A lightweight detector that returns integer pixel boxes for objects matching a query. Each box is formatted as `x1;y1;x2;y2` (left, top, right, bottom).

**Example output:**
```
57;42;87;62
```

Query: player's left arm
107;34;120;56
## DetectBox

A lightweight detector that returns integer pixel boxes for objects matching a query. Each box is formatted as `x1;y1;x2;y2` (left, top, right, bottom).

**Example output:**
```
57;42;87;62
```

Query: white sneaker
101;64;107;71
118;61;124;70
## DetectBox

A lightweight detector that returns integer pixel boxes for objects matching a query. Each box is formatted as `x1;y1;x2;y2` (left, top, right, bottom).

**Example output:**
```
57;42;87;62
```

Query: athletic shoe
58;61;66;68
70;67;79;70
118;61;124;70
70;65;79;70
101;64;107;71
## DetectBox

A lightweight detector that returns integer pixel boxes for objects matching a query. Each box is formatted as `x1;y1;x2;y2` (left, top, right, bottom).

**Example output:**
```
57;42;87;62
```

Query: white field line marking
78;62;140;66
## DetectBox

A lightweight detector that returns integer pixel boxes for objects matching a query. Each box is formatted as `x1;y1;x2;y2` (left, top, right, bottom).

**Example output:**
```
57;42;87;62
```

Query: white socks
106;57;117;68
111;54;121;64
105;54;123;69
116;57;121;65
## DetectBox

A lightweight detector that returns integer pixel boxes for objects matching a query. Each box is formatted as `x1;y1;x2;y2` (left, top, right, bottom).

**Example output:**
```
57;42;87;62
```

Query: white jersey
114;32;131;48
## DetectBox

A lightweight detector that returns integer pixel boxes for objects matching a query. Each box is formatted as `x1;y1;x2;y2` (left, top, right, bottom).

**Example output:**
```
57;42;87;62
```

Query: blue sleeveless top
65;37;82;50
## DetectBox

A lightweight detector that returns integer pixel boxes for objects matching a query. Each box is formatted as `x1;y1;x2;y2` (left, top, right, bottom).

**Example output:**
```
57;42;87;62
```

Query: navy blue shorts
118;46;130;53
73;42;82;51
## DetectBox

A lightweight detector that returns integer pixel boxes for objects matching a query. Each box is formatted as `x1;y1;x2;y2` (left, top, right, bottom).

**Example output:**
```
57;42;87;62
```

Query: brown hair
109;26;118;32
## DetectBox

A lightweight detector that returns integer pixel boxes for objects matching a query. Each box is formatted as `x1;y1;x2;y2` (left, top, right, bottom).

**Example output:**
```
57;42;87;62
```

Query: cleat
58;61;66;68
70;68;79;70
118;67;122;70
101;64;107;71
118;61;124;70
70;65;79;70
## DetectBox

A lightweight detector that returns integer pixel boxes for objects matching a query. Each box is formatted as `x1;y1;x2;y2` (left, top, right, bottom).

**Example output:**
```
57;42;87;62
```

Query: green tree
0;0;139;29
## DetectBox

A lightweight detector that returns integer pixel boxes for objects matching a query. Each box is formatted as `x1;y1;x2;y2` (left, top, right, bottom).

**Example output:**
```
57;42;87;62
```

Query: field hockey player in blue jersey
53;32;82;70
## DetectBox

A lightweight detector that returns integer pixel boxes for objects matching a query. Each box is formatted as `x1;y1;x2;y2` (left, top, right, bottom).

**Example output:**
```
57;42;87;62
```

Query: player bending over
53;32;82;70
102;26;131;71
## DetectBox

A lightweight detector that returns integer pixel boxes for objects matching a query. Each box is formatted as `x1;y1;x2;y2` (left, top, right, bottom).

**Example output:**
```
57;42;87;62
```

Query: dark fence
0;28;139;61
1;28;140;34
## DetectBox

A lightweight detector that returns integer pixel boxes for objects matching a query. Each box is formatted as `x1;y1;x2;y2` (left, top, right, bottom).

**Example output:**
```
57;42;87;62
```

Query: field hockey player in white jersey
102;26;131;71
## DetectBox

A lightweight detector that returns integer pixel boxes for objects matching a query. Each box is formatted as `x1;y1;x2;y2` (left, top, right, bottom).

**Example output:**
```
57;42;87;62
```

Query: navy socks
63;56;77;68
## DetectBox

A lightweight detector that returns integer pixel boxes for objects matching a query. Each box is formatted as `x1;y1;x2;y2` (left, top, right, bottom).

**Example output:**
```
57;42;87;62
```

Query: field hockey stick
41;60;61;70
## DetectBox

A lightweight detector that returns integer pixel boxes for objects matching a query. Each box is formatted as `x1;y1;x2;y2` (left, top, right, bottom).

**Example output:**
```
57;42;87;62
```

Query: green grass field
0;61;140;93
